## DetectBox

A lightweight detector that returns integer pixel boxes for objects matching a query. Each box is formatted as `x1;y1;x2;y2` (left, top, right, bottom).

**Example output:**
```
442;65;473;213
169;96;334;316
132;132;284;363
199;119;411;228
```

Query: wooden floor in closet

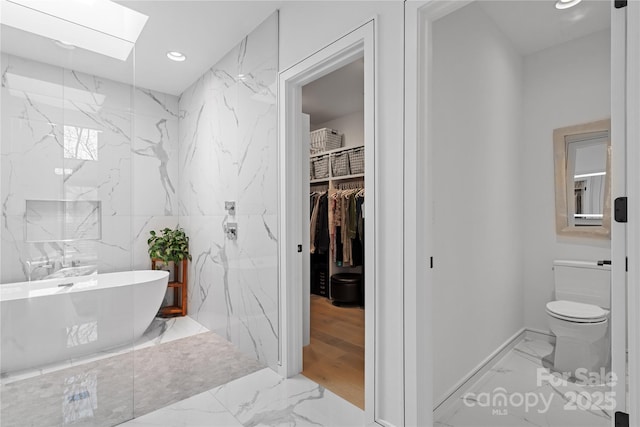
302;294;365;409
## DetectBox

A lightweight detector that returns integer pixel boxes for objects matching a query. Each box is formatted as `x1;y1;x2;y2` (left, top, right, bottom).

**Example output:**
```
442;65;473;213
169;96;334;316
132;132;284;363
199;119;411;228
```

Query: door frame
277;20;376;423
626;1;640;424
403;2;471;424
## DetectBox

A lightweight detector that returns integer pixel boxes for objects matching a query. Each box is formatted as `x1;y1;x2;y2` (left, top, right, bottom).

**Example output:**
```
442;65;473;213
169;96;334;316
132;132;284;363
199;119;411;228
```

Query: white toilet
546;260;611;376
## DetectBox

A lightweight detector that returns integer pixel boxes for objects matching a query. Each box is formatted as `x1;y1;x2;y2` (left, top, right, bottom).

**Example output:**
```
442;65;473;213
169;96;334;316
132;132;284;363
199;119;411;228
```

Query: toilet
546;260;611;376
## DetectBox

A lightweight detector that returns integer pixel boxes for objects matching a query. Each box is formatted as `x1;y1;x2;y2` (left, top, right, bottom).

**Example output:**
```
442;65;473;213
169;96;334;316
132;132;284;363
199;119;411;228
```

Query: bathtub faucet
60;259;82;269
25;260;55;281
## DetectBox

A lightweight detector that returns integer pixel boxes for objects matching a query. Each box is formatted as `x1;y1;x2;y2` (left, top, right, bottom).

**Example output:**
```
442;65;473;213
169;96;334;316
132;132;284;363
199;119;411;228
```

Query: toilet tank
554;260;611;309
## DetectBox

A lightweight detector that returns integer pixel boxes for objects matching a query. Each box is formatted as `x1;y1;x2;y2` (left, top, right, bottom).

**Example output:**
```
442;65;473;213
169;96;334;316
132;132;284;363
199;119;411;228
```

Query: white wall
522;30;611;332
279;2;405;425
431;2;525;404
312;110;365;149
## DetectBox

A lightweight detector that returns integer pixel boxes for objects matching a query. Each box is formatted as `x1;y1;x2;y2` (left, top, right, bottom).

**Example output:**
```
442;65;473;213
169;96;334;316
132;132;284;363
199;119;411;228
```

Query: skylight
0;0;148;61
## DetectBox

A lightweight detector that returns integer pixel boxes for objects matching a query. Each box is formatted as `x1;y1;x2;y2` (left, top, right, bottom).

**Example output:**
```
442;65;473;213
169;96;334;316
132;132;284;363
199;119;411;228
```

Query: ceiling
478;0;610;56
1;1;282;96
0;0;611;98
302;58;364;126
299;1;609;126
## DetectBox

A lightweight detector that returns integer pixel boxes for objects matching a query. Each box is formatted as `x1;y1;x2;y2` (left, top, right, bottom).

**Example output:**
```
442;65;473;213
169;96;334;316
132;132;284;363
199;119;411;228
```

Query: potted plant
147;227;192;281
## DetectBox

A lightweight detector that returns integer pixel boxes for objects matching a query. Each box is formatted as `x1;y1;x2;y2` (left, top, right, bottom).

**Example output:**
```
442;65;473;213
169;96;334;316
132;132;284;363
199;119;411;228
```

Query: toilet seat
546;300;609;323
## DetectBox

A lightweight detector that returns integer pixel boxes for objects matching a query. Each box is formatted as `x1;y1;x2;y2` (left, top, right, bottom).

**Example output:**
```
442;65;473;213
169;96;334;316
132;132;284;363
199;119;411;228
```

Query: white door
302;113;311;347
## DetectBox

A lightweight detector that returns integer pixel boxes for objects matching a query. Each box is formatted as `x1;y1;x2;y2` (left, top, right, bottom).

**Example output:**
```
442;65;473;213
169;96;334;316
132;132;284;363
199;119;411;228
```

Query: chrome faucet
25;260;55;281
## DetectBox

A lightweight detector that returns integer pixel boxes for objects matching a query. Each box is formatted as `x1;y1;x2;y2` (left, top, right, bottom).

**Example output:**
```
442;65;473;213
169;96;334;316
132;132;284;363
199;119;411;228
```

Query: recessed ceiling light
555;0;582;10
54;40;76;50
167;51;186;62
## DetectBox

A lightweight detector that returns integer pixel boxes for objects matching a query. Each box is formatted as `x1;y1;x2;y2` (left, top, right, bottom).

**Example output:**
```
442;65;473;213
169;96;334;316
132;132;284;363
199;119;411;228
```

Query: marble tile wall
177;13;279;368
0;53;179;283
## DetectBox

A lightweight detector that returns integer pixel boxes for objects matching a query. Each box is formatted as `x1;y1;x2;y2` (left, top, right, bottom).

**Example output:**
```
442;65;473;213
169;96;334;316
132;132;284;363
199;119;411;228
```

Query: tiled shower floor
1;316;208;384
435;336;612;427
0;317;265;426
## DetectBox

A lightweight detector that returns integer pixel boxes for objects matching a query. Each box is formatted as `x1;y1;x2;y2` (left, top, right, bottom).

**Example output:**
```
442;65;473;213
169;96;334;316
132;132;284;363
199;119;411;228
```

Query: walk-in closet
301;58;366;409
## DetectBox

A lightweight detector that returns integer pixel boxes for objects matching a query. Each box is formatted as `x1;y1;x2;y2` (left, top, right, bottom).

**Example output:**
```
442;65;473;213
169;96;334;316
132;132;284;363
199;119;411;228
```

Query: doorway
278;21;375;422
301;59;366;409
410;1;627;426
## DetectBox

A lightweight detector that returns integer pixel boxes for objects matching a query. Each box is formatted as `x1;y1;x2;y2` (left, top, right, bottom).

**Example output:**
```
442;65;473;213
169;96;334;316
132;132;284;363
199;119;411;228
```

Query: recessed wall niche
25;200;102;242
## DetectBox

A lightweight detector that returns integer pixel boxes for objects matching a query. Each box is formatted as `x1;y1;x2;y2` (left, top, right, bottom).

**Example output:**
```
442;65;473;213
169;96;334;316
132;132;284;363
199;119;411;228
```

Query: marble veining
1;52;179;283
133;118;175;215
137;88;183;119
118;367;364;427
178;13;279;368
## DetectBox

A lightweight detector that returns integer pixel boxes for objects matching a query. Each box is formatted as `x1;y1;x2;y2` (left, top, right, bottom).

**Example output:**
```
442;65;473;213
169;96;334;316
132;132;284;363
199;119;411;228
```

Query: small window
63;126;99;161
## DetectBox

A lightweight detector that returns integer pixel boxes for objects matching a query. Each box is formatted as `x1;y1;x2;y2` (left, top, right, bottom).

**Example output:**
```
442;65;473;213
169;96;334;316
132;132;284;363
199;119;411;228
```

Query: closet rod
337;181;364;190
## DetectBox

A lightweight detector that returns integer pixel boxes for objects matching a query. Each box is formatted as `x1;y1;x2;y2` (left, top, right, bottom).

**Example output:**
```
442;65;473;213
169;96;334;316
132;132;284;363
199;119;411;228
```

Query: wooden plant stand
151;258;188;317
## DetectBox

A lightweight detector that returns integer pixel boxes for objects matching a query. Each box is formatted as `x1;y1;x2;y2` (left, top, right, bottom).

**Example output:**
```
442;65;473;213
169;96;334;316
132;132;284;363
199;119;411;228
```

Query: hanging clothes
315;193;329;254
327;187;364;267
310;192;321;254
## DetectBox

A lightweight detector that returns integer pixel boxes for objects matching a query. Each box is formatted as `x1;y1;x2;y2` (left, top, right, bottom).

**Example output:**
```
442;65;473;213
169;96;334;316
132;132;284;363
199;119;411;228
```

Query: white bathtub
0;270;168;374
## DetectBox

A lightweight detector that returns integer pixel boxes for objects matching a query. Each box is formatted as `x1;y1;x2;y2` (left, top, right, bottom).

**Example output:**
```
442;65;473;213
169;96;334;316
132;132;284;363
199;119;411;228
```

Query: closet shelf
309;144;364;159
332;173;365;181
310;173;364;184
310;177;330;184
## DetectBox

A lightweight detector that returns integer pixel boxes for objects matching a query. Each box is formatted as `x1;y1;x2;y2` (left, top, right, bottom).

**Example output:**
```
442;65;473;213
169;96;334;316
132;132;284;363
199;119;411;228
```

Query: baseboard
524;327;555;344
433;327;526;417
433;327;558;419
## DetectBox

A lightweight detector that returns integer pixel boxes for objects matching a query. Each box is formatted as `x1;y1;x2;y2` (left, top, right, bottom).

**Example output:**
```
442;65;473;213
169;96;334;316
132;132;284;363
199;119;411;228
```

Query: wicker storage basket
331;152;350;177
310;128;343;154
348;147;364;174
312;156;329;180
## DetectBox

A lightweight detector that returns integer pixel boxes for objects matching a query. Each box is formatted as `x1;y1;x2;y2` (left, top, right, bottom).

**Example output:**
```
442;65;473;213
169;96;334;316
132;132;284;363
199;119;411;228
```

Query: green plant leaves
147;226;192;263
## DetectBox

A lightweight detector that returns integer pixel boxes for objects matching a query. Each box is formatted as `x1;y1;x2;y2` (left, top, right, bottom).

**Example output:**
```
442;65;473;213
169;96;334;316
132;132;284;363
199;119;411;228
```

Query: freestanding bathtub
0;270;168;374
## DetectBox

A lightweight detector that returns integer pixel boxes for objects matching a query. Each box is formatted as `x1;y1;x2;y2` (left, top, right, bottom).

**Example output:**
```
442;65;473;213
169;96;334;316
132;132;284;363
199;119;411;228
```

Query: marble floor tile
211;368;365;427
118;390;243;427
436;336;612;427
118;368;365;427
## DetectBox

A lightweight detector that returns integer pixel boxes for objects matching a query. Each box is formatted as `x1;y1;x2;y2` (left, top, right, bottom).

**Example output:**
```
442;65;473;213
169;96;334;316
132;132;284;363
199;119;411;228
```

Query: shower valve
225;201;236;216
225;223;238;241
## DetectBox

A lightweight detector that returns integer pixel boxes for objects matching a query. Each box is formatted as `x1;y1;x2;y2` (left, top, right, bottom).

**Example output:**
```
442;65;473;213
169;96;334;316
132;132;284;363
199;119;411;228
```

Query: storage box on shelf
348;147;364;174
331;151;350;177
311;155;330;180
310;145;365;183
310;128;343;154
152;258;188;317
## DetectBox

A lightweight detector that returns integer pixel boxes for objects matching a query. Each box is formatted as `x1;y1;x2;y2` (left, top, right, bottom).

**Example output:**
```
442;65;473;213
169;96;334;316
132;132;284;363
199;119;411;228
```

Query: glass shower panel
234;12;280;368
1;14;137;427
